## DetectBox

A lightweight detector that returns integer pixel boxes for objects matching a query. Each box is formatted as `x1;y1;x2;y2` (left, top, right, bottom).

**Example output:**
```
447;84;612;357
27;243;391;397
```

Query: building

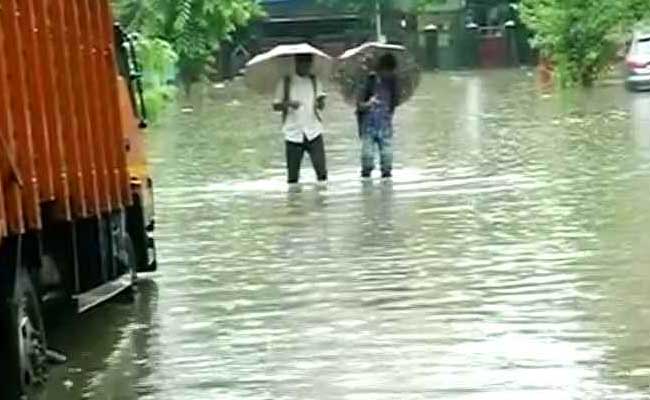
413;0;534;69
217;0;371;79
252;0;370;56
217;0;533;78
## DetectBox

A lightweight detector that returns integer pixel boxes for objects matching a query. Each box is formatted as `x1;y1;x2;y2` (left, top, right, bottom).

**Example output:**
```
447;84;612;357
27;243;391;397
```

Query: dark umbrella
334;42;421;107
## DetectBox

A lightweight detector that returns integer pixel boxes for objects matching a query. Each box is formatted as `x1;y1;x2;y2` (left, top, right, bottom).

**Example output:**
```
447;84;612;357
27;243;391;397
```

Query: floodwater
42;70;650;399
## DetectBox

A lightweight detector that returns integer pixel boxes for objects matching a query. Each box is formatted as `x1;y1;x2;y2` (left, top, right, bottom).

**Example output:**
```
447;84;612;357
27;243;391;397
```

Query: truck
0;0;157;397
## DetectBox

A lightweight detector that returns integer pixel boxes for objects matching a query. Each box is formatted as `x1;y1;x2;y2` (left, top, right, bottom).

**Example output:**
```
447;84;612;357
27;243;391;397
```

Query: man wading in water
273;54;328;185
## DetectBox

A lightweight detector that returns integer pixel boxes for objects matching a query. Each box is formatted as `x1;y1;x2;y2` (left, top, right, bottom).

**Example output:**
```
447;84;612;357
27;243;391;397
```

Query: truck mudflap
145;217;157;272
74;274;133;313
127;179;157;273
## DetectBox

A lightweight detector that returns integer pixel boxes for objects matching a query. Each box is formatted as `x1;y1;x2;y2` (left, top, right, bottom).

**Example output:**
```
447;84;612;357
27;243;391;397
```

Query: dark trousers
286;135;328;183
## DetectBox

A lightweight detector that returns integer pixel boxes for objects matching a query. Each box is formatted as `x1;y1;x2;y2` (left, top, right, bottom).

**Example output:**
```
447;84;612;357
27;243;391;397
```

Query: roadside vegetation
112;0;262;119
110;0;650;121
521;0;650;87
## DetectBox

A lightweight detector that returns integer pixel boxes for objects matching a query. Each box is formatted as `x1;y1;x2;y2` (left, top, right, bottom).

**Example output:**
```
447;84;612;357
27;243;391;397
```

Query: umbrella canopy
244;43;333;95
335;42;421;106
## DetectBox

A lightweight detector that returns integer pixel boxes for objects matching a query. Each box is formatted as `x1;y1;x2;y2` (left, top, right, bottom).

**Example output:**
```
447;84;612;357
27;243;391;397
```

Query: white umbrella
244;43;333;95
335;42;421;106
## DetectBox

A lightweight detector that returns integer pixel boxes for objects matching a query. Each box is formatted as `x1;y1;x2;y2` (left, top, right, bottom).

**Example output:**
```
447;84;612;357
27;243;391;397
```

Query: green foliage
114;0;263;91
132;35;179;121
521;0;650;87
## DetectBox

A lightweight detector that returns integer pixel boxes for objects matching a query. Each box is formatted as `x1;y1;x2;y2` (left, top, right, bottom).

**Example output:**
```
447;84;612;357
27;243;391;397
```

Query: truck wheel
0;266;48;398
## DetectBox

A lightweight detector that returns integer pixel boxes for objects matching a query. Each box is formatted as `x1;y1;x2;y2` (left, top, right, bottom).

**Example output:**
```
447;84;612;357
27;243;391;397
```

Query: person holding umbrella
335;42;420;180
357;53;399;179
273;54;328;185
245;44;332;186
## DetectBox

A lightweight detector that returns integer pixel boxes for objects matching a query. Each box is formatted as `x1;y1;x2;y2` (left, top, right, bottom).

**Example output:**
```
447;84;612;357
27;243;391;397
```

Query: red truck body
0;1;157;397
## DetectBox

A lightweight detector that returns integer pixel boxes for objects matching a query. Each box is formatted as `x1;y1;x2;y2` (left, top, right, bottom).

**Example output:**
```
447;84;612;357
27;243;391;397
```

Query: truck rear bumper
74;274;133;313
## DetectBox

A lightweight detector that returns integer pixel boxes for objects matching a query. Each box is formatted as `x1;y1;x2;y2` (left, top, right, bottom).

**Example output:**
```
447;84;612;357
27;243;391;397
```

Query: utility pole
375;0;386;43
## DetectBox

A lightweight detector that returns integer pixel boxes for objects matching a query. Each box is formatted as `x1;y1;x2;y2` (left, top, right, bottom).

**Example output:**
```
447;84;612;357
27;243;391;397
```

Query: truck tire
0;266;48;399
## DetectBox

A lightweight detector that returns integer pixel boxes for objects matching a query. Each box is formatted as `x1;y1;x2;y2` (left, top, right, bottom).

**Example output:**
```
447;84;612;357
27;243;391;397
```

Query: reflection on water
45;71;650;399
41;280;159;399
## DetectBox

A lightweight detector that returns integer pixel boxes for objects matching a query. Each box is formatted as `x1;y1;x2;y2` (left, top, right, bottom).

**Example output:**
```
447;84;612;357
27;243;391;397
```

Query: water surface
43;70;650;399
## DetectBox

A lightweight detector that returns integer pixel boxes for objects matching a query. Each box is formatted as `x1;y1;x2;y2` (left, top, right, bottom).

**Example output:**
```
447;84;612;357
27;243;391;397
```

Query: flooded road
43;70;650;399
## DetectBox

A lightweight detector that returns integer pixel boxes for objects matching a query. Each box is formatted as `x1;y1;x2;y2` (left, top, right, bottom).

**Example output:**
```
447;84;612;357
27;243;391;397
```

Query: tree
520;0;649;87
624;0;650;24
114;0;262;91
133;35;179;121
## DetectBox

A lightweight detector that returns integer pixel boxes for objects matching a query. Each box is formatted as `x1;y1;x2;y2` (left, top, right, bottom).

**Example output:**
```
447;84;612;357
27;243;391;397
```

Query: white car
625;32;650;91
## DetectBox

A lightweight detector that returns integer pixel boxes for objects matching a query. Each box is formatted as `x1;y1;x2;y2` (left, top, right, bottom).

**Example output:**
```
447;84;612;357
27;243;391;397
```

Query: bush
127;35;179;122
521;0;650;87
114;0;263;92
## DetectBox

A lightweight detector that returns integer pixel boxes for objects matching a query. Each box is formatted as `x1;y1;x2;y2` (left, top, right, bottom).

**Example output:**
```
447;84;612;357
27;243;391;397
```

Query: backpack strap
388;76;398;112
310;75;317;96
310;75;323;122
282;76;291;123
364;73;378;102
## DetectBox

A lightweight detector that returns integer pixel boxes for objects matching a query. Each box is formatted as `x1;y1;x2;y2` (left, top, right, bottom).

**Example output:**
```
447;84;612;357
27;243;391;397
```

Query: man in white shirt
273;54;327;184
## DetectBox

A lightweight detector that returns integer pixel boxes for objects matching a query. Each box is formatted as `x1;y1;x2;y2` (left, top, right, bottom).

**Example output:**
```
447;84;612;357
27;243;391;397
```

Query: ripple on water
43;71;650;400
